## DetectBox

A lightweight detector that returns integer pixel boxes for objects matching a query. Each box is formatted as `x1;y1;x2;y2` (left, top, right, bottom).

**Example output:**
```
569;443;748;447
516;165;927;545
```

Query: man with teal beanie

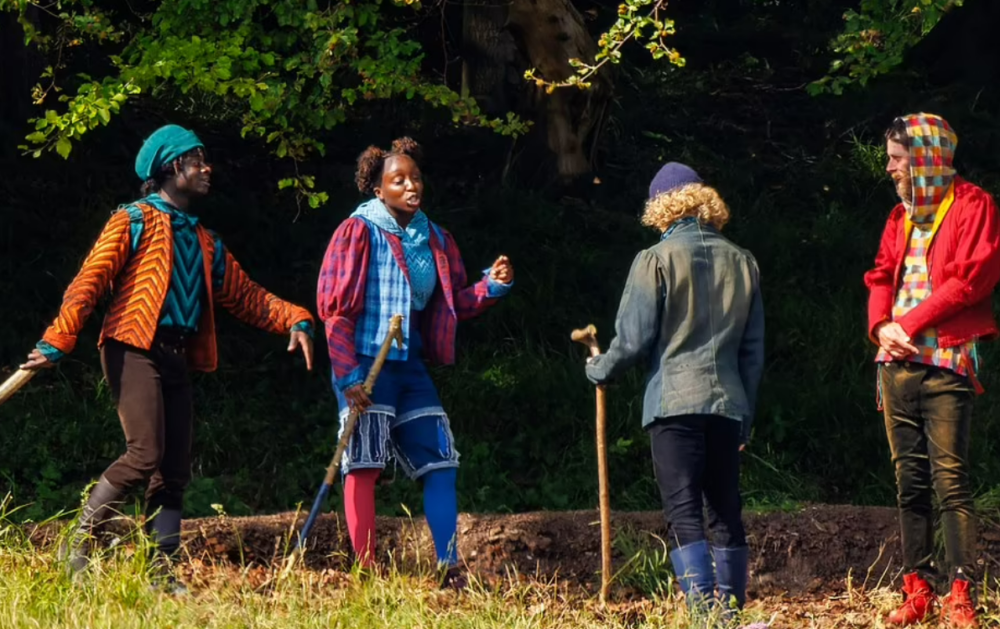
134;124;205;182
22;124;316;593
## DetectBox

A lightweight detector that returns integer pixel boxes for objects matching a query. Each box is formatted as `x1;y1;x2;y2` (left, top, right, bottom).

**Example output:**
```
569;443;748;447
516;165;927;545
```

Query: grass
612;526;675;598
7;537;1000;629
0;494;761;629
2;494;1000;629
0;540;764;629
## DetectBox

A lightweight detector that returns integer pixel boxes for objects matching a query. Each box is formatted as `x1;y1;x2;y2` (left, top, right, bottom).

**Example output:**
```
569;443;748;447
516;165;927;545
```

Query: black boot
61;477;123;574
147;507;188;596
147;507;183;559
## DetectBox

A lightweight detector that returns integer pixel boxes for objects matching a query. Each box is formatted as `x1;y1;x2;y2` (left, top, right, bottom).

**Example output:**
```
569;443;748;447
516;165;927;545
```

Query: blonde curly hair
641;183;730;232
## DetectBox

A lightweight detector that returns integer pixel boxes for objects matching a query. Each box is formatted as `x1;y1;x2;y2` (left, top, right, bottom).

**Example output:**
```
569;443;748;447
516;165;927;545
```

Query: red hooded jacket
865;176;1000;348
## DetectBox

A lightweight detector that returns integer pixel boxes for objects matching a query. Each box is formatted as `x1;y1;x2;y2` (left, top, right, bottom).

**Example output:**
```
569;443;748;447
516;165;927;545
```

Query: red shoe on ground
940;578;979;628
887;572;937;626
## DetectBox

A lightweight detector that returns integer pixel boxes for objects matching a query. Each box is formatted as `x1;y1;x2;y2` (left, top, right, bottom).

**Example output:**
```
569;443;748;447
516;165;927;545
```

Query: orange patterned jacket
41;203;313;372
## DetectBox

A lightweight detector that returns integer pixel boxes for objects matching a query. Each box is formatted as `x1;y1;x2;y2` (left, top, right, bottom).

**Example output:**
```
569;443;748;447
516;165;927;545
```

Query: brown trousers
99;334;193;514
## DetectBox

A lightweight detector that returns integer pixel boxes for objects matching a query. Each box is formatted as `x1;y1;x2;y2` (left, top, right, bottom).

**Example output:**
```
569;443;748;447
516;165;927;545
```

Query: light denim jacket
585;219;765;442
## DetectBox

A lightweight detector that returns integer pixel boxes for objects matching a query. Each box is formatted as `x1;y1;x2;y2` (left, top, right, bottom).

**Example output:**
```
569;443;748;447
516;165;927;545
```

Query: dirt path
32;503;1000;598
185;505;907;595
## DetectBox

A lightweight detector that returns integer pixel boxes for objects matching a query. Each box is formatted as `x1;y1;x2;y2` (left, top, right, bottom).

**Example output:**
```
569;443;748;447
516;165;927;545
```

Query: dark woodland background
4;0;1000;521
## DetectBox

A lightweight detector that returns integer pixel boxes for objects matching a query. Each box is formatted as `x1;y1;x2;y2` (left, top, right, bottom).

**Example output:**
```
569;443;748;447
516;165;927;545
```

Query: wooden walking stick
283;314;404;572
0;369;36;407
571;324;612;605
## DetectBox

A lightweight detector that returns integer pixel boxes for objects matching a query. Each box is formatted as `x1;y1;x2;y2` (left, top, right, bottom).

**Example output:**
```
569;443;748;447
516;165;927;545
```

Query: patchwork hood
900;113;957;224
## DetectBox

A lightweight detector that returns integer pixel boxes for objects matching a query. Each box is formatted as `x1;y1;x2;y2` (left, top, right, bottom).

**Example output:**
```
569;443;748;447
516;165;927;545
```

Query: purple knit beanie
648;162;702;200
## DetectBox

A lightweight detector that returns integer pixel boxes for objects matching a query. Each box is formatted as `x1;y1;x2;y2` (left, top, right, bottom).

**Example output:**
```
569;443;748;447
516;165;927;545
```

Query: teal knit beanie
135;125;204;181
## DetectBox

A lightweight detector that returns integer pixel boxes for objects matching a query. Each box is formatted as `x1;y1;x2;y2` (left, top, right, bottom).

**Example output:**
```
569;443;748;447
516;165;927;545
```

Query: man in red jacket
866;113;1000;628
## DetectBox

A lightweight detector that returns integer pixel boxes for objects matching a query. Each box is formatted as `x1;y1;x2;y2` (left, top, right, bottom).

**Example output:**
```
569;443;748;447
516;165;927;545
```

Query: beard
894;174;913;204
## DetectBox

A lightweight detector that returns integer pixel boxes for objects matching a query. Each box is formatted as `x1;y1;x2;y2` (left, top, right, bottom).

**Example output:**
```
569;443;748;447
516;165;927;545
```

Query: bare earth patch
26;504;1000;627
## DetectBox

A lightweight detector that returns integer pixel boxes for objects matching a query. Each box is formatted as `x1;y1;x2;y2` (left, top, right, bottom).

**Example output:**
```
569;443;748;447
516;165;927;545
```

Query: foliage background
3;0;1000;522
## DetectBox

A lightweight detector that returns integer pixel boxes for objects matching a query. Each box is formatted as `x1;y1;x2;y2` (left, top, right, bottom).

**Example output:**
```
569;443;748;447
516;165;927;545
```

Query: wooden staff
286;314;404;568
571;324;612;605
0;369;36;407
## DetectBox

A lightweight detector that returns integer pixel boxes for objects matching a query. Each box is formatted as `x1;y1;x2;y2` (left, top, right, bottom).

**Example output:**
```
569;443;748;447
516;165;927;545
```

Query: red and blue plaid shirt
317;214;508;390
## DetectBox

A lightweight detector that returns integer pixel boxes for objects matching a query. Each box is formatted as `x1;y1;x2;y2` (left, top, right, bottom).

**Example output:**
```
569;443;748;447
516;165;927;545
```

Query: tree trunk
461;0;519;116
494;0;611;182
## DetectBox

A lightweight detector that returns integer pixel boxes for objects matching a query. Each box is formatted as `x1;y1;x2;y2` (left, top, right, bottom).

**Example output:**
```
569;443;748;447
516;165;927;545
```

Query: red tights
344;468;380;567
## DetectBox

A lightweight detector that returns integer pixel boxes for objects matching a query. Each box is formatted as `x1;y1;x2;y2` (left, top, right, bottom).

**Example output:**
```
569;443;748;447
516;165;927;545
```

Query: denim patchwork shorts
334;332;460;479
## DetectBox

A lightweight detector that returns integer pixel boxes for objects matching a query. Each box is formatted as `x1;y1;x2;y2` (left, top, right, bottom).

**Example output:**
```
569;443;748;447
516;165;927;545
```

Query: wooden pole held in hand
571;324;612;605
324;314;405;485
293;314;405;555
0;369;36;407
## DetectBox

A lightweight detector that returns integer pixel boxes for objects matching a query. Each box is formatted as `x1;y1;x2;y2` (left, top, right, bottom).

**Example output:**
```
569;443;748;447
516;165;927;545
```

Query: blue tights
422;468;459;566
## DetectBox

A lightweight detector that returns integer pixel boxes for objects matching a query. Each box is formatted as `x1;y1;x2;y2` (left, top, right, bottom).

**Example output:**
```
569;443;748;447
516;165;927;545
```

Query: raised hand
489;255;514;284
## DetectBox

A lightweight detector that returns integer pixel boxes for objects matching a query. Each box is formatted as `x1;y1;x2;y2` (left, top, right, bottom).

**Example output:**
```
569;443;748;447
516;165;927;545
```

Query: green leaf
56;137;72;159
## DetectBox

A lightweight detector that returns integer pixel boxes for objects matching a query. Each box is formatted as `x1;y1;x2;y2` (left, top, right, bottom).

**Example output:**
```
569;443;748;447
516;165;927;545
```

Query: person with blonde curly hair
584;162;764;618
317;137;513;588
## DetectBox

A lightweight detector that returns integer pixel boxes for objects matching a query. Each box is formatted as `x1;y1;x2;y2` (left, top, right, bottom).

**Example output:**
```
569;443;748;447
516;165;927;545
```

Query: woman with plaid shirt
317;137;513;587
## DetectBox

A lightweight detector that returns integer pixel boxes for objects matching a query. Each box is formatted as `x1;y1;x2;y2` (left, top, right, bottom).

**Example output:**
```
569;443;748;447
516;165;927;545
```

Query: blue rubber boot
670;540;716;613
713;545;749;615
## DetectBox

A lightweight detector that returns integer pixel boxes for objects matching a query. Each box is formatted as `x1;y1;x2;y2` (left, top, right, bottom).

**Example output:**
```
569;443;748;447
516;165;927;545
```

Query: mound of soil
33;503;1000;597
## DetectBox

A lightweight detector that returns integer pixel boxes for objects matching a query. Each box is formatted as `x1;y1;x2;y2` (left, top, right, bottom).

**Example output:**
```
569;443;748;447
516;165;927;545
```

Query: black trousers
100;334;194;514
881;361;976;580
648;414;746;549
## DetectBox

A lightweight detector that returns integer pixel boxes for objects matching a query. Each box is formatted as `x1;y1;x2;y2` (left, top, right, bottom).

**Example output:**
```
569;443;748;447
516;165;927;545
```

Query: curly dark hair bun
355;137;422;193
391;137;421;159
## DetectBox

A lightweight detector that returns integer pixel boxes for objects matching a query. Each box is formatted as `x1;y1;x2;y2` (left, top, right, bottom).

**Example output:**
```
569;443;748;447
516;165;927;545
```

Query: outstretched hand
20;349;54;371
489;255;514;284
288;330;314;371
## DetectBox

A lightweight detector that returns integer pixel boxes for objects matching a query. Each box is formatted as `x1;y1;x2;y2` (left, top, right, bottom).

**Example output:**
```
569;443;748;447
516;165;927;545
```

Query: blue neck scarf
354;198;438;310
661;216;698;240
